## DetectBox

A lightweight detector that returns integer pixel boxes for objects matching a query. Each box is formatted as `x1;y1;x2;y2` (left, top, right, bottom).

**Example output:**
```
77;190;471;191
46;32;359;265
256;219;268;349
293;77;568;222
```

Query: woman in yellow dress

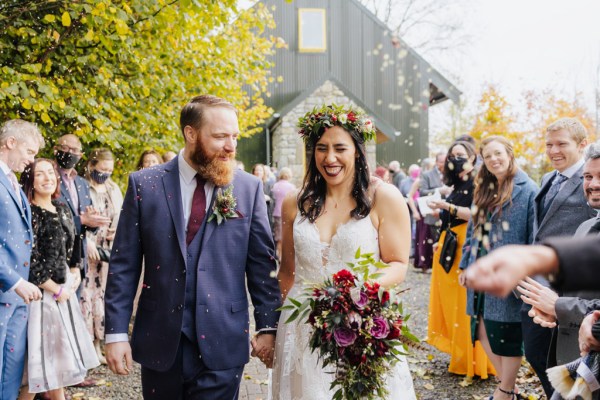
426;140;496;380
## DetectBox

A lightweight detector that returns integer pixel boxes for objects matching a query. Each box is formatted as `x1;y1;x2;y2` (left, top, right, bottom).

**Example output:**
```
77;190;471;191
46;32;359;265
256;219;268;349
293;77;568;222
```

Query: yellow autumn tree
468;85;532;169
522;90;596;181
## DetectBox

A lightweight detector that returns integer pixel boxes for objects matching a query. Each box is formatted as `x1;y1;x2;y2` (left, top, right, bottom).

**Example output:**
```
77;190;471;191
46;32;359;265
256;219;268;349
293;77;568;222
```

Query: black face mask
55;150;80;169
447;157;469;183
90;169;111;184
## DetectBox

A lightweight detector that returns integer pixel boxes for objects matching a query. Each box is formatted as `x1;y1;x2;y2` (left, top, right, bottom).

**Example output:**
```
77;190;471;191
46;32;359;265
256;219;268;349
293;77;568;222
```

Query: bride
269;105;416;399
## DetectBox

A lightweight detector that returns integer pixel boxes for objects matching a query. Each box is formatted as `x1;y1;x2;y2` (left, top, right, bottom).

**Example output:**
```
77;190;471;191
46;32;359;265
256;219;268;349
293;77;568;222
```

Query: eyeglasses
56;144;83;155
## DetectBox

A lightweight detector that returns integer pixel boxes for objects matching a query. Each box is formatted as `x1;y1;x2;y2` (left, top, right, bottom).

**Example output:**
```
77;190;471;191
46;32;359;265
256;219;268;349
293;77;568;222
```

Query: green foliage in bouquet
281;248;419;400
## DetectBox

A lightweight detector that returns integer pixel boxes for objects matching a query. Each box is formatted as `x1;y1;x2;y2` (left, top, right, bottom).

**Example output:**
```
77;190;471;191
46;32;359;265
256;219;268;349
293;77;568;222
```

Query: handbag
438;205;458;274
96;246;111;263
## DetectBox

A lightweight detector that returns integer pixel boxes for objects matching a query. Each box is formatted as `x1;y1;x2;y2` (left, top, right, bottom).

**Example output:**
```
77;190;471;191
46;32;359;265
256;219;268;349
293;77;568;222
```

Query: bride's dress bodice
269;211;416;400
291;213;379;289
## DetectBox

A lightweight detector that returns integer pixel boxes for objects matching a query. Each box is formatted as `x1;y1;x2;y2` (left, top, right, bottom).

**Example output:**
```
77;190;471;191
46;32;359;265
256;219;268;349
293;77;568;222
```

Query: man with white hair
388;160;405;191
0;119;44;399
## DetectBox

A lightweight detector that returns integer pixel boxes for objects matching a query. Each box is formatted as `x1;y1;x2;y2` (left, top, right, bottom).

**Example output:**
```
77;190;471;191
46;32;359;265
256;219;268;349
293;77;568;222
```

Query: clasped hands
516;277;558;328
251;333;275;368
517;278;600;356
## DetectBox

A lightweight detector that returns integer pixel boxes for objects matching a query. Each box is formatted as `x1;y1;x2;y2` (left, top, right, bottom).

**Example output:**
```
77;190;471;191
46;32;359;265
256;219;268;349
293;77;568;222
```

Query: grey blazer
420;167;443;225
553;217;600;365
533;166;595;243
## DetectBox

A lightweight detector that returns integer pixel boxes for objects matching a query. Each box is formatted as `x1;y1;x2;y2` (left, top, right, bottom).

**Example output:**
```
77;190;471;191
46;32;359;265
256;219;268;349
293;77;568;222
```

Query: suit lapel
162;164;186;258
1;172;28;215
534;174;553;206
60;180;77;215
539;169;582;230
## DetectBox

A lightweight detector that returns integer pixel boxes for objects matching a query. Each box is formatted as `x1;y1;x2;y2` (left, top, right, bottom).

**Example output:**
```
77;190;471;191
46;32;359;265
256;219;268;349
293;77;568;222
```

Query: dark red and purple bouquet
282;248;418;400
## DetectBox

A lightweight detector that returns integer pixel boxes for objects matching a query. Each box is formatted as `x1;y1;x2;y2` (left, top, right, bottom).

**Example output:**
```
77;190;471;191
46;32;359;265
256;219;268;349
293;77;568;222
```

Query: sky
456;0;600;105
423;0;600;136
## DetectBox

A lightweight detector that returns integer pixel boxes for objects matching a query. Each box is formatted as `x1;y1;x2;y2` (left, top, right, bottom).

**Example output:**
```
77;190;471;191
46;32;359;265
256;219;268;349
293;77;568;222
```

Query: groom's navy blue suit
105;157;281;398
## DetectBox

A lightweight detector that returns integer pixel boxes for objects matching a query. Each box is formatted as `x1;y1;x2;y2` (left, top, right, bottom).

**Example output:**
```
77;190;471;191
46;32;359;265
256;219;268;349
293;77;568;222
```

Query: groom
105;95;281;399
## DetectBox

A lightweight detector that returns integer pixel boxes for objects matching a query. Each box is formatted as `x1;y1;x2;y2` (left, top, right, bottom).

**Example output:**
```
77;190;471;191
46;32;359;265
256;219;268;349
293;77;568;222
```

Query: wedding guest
459;136;538;400
162;150;177;163
520;117;593;397
270;167;296;259
54;134;111;292
0;119;43;400
81;149;123;365
18;158;99;400
388;160;406;190
515;141;600;370
136;149;163;170
402;164;421;257
400;164;420;198
427;141;496;381
407;156;448;272
374;165;391;183
252;163;273;228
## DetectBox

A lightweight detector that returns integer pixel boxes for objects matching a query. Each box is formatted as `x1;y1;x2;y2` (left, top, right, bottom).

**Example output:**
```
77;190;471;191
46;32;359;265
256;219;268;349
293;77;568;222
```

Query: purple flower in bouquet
370;316;390;339
350;287;368;309
334;327;358;347
346;311;362;330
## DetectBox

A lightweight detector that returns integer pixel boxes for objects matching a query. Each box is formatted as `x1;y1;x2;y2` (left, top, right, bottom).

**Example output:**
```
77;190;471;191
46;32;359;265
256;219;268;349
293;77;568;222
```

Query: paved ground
66;266;547;399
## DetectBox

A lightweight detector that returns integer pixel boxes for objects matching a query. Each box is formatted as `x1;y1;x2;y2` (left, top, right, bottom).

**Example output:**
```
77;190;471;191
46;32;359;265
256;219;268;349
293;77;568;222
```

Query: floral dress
81;188;117;340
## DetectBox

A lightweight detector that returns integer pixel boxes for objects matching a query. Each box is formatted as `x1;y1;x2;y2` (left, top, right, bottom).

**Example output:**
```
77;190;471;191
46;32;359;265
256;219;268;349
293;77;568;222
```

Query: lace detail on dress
269;212;416;400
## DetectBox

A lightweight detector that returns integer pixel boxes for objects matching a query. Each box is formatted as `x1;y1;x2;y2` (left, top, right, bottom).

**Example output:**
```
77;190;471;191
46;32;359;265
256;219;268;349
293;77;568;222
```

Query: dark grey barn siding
256;0;457;169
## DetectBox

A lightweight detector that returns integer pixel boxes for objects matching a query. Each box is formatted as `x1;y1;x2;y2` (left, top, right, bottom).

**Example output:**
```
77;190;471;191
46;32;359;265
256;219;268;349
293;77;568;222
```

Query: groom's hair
179;95;237;137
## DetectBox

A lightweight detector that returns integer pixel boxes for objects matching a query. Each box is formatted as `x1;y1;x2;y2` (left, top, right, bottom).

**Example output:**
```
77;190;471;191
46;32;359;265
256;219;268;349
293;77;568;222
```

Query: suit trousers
141;334;244;400
0;303;28;400
521;305;554;396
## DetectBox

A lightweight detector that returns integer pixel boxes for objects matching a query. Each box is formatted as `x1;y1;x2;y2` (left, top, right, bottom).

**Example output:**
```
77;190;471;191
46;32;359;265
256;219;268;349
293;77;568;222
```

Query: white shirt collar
177;151;198;185
0;160;11;176
558;158;584;179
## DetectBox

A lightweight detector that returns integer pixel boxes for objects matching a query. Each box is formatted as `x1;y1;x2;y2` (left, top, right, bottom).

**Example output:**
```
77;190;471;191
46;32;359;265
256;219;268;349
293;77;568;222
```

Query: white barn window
298;8;326;53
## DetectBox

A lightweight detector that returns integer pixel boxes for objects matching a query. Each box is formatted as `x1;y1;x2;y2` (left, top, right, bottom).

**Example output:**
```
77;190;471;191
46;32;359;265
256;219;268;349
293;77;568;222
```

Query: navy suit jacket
105;158;281;371
58;173;93;268
0;172;33;302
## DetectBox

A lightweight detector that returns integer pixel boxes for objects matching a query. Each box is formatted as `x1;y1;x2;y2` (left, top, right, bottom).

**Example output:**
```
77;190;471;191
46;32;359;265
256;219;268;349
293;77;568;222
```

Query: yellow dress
426;222;496;378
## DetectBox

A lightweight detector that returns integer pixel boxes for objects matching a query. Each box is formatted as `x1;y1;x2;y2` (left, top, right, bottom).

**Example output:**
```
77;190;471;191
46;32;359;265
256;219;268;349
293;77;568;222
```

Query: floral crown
297;104;376;143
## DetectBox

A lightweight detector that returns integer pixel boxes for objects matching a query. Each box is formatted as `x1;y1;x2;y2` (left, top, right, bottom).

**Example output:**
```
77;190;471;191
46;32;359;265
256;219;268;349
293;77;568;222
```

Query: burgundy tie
186;175;206;245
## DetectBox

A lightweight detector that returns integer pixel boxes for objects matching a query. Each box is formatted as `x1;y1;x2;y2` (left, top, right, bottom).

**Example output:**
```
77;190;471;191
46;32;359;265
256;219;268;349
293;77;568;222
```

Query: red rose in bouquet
282;248;419;400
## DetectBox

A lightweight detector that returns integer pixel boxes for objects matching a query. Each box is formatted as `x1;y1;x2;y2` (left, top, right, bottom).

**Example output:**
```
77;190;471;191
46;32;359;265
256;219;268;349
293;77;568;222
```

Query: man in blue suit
105;95;281;399
0;119;44;399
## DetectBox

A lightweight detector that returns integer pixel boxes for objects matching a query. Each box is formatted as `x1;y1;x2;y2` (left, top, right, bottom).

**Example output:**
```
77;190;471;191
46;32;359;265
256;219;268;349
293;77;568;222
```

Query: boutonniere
208;186;242;225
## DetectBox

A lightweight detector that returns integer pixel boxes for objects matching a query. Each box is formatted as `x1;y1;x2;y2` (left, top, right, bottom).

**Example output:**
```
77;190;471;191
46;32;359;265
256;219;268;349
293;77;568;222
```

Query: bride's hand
251;333;276;368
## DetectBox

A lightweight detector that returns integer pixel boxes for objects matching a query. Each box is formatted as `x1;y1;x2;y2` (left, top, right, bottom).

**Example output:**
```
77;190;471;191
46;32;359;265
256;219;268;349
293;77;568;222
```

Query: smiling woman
18;158;99;398
270;104;416;399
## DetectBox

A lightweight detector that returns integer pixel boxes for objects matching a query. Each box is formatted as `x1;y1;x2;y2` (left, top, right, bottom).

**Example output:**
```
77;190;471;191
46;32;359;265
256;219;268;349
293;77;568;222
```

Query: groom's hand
106;342;133;375
251;333;275;368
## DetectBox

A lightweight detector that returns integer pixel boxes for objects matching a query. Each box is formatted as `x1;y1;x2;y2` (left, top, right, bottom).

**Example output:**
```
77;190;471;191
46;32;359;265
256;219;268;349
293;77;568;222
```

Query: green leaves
1;0;279;181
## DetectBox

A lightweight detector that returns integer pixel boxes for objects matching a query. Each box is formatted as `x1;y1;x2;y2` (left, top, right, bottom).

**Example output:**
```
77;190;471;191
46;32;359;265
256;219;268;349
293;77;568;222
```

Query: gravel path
65;267;547;399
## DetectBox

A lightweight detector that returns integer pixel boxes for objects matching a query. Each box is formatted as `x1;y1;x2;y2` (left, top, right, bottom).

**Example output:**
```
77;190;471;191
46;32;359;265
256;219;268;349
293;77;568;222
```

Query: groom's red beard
191;142;236;187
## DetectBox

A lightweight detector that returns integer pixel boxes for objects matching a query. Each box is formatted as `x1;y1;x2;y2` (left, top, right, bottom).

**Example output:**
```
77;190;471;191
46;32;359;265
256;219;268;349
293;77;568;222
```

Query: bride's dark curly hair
297;125;372;223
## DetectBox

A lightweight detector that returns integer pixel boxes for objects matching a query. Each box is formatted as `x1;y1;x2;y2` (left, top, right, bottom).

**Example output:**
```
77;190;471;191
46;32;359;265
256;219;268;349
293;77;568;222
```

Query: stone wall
271;80;376;187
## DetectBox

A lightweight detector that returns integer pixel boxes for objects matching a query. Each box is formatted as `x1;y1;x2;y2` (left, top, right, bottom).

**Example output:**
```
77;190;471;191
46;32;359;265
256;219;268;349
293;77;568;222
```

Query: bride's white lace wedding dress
269;212;417;400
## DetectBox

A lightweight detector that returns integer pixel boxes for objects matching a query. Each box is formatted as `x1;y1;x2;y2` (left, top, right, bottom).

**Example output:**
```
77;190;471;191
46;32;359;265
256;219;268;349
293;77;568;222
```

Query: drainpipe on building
265;113;280;167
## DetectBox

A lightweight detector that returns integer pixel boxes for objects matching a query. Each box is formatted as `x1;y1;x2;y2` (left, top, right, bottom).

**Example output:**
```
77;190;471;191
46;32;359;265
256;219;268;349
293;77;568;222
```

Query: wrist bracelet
53;286;63;300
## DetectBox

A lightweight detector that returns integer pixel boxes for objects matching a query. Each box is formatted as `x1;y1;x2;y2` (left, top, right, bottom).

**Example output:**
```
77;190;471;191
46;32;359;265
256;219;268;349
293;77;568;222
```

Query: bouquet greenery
282;248;418;400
